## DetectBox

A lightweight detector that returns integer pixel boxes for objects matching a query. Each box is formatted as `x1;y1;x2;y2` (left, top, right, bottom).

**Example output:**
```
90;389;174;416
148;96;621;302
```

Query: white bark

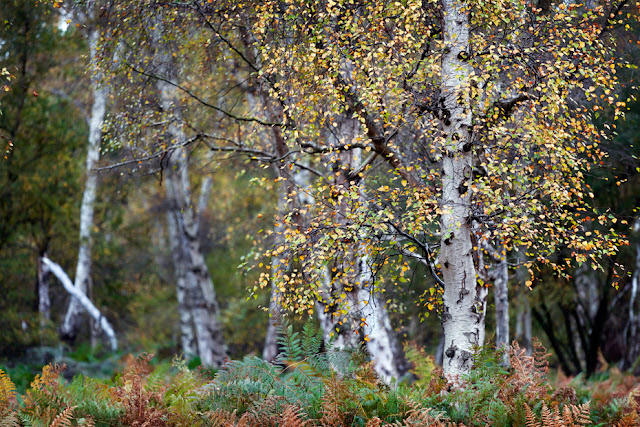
515;253;533;356
356;253;404;382
197;176;213;227
440;0;482;382
493;256;510;367
154;23;227;366
263;188;288;362
165;180;197;357
61;27;108;341
625;219;640;369
315;116;406;383
37;252;51;327
43;257;117;351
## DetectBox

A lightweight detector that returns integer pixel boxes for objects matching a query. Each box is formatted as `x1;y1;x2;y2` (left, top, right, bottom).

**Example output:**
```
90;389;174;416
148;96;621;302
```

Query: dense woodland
2;0;640;425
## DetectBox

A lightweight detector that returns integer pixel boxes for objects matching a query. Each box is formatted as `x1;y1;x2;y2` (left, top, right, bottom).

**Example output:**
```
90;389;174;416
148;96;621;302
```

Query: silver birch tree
61;14;109;342
153;23;227;367
438;0;484;382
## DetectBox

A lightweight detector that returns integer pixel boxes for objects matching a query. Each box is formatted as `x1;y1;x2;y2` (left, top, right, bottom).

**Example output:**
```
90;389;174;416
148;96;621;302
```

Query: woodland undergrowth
1;321;639;426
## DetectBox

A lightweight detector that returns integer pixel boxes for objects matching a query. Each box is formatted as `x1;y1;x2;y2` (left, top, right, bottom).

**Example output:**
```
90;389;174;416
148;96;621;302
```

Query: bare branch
127;63;282;127
94;134;201;171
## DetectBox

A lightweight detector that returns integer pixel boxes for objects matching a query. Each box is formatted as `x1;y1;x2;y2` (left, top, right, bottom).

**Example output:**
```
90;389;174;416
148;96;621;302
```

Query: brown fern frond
30;364;66;392
0;408;19;427
49;406;76;427
569;402;590;426
540;403;562;426
510;340;552;403
319;376;350;427
0;370;16;409
525;403;540;427
383;406;453;426
365;417;383;427
629;387;640;410
204;408;239;426
240;395;309;427
21;363;69;423
528;402;592;427
279;404;310;427
115;353;169;427
613;412;640;427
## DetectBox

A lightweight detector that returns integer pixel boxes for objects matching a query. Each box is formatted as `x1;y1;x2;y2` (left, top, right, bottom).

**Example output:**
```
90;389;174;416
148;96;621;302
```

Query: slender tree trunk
165;178;197;358
356;250;407;381
515;291;533;356
61;27;108;342
439;0;483;382
262;188;287;362
516;252;532;355
37;250;51;327
493;255;510;367
154;24;227;367
624;220;640;371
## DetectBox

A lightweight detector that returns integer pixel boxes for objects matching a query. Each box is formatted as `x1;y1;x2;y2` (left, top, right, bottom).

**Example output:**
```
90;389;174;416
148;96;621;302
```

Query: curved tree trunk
61;27;108;342
439;0;483;382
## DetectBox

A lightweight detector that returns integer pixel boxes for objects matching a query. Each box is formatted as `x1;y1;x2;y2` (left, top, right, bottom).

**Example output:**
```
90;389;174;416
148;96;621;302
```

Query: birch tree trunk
165;178;197;358
439;0;483;382
315;116;407;382
262;188;288;362
516;252;532;355
493;255;510;367
624;219;640;370
37;251;51;327
60;27;108;342
154;25;227;367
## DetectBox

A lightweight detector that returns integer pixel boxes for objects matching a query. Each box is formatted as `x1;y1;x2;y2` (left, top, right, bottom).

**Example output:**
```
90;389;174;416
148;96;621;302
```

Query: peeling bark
439;0;483;382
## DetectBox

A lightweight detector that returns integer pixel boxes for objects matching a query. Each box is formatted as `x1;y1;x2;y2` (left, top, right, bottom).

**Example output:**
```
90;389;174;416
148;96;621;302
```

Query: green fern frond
301;318;323;359
64;375;122;426
145;362;172;393
278;324;303;362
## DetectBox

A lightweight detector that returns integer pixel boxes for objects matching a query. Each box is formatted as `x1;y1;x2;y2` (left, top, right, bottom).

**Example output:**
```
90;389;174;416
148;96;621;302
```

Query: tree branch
42;257;118;351
127;63;282;127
